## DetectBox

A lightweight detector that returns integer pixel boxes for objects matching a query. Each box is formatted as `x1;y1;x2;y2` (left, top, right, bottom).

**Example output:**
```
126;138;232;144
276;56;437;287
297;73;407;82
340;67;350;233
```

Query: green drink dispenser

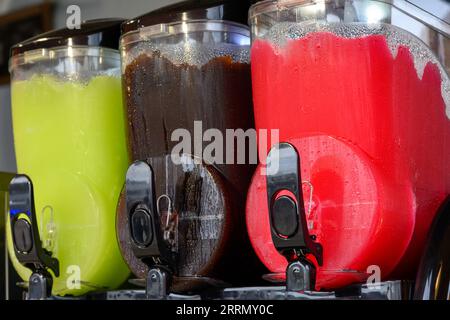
7;19;130;297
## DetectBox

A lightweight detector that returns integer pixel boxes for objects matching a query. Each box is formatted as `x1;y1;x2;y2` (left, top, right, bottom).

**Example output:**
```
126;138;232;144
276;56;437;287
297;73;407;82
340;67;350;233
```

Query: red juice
247;30;450;289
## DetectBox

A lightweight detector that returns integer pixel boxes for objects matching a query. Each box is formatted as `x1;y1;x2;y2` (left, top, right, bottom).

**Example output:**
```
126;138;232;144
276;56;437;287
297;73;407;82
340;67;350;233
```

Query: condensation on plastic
260;22;450;118
121;20;251;70
10;46;121;84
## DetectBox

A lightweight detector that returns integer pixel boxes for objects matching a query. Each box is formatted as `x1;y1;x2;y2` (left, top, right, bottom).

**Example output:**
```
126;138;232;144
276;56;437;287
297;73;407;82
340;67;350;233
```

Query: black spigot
266;143;323;292
9;175;59;300
126;161;174;299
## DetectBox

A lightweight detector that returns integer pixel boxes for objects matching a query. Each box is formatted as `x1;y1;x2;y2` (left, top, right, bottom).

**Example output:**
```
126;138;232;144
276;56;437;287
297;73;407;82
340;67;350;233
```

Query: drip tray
129;276;230;293
221;281;413;300
60;280;413;300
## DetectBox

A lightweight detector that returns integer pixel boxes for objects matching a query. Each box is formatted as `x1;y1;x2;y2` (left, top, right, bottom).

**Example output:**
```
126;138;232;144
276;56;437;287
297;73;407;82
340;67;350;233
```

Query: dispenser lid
249;0;450;38
10;18;124;57
122;0;253;35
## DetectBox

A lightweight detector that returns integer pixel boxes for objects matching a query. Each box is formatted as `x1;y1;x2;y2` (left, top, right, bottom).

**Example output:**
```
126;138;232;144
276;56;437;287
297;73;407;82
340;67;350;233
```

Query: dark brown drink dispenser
117;0;263;295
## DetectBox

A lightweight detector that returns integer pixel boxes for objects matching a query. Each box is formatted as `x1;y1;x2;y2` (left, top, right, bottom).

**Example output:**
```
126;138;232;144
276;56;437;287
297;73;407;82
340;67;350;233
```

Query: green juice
7;75;130;296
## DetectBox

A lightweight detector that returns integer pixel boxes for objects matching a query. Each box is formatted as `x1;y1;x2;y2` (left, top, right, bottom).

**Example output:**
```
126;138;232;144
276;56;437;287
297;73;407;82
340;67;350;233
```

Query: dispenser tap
266;143;323;292
126;161;174;299
9;175;59;300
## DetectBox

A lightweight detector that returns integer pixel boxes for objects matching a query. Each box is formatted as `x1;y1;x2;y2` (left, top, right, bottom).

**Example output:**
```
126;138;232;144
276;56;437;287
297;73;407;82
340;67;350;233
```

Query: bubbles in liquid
262;22;450;118
123;40;250;69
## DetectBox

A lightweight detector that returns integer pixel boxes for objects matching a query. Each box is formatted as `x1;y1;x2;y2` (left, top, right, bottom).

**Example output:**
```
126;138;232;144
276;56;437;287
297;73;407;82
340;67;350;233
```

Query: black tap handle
9;175;59;277
266;143;323;266
126;161;173;268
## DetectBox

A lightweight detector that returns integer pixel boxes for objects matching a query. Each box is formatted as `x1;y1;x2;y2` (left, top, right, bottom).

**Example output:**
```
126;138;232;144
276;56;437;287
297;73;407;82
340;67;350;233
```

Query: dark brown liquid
124;53;255;194
120;51;265;290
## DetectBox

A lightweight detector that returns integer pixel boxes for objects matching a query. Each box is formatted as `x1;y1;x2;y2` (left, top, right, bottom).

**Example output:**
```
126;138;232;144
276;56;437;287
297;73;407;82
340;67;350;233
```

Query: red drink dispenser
247;0;450;290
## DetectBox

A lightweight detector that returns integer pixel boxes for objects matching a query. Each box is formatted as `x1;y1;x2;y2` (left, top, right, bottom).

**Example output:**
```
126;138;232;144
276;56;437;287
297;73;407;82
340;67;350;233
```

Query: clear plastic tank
117;0;263;291
247;0;450;290
7;20;130;296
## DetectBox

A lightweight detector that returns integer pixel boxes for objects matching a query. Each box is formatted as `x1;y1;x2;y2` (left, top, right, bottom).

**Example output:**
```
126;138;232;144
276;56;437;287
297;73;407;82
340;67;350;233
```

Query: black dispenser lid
11;18;124;57
122;0;253;35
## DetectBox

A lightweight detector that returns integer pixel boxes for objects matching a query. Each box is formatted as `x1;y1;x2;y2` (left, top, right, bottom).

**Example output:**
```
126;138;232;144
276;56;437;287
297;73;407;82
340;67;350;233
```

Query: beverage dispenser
7;19;130;297
246;0;450;290
118;0;263;295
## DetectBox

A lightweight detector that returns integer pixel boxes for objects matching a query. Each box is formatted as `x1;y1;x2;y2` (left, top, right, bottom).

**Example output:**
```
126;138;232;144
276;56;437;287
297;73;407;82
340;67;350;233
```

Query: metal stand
221;281;413;300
